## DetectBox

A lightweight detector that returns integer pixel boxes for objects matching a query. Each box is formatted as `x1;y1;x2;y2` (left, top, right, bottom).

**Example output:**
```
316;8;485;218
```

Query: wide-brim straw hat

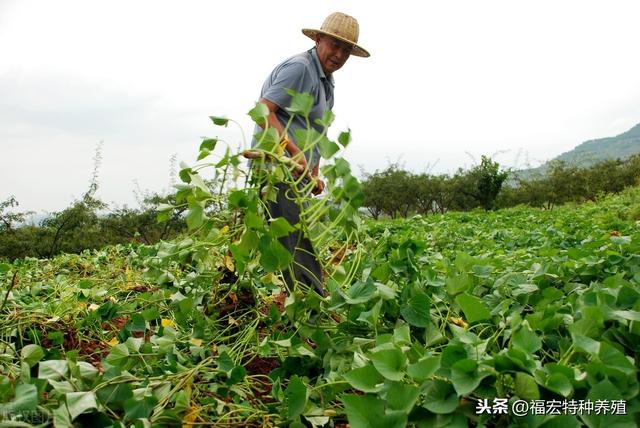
302;12;370;58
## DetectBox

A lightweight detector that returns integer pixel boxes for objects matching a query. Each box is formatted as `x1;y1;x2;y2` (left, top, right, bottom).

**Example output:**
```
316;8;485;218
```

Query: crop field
2;102;640;427
1;185;639;427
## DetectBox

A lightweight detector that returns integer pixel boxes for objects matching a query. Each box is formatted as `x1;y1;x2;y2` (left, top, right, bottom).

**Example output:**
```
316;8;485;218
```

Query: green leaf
422;380;458;414
440;344;467;368
268;217;296;238
386;381;420;412
174;390;190;413
370;348;407;381
342;394;406;428
285;375;307;420
338;130;351;147
215;150;230;167
186;203;205;230
66;391;98;420
582;379;634;428
357;299;382;327
343;364;384;393
445;273;472;296
512;321;542;354
317;136;340;159
21;344;44;368
217;351;234;373
259;237;292;272
315;110;335;127
539;415;581;428
393;324;411;347
451;359;489;395
197;148;211;161
226;366;246;386
244;211;264;230
155;208;168;224
188;172;210;193
105;344;130;367
77;362;99;381
96;383;133;408
247;102;269;125
53;403;73;427
455;293;491;323
342;394;384;428
343;175;362;199
545;373;573;397
199;138;217;151
514;372;540;400
512;283;539;297
178;167;192;183
285;90;314;117
333;157;351;176
49;380;75;394
38;359;69;380
124;395;158;421
344;281;377;304
569;316;602;338
228;190;249;208
598;342;635;376
0;383;37;413
157;203;174;212
408;356;440;381
605;309;640;322
126;313;146;333
254;128;280;151
572;334;600;356
141;307;160;322
400;293;431;327
209;116;229;126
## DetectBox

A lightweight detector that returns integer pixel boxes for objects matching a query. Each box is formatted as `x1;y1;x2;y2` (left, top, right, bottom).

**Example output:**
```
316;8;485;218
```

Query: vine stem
0;271;18;312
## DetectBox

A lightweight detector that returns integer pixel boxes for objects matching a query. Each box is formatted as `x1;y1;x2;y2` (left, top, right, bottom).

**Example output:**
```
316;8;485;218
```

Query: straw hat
302;12;370;58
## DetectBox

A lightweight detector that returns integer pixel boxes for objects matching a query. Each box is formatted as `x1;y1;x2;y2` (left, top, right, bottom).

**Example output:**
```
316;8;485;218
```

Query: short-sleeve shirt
252;47;335;168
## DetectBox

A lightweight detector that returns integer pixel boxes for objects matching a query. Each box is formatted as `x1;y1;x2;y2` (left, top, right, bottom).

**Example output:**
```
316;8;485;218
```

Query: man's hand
257;99;310;176
288;145;308;176
312;178;325;195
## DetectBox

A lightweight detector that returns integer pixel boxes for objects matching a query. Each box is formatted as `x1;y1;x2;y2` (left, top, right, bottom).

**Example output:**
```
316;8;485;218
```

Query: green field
1;184;639;427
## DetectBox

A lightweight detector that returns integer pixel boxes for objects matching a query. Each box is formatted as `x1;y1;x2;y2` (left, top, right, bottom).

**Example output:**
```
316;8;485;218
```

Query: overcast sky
2;0;640;213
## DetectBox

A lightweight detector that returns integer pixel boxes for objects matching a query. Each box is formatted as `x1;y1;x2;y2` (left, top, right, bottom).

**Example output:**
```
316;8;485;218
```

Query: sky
2;0;640;213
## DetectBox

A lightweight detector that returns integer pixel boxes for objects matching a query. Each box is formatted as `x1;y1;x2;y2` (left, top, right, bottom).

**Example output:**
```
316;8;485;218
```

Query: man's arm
259;98;307;172
259;98;325;195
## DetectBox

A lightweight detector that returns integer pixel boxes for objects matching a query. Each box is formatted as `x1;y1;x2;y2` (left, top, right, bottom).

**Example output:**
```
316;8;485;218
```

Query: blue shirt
252;48;335;168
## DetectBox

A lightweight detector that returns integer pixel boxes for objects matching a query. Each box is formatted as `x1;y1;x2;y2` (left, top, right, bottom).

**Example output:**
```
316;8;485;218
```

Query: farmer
251;12;369;296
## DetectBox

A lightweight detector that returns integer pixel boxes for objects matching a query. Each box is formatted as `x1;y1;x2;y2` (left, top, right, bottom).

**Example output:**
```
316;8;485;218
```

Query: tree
469;156;510;210
0;196;32;231
40;194;106;257
361;164;417;218
102;193;186;244
361;173;385;219
413;173;453;214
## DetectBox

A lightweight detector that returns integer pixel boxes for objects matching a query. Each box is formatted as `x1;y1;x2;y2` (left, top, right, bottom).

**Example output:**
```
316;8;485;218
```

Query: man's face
315;34;352;75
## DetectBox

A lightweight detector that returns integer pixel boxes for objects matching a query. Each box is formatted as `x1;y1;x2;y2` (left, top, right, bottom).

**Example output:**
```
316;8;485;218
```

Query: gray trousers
267;182;324;295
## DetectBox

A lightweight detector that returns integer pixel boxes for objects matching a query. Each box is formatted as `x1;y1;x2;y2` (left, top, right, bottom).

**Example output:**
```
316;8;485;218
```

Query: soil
244;356;280;376
216;291;256;318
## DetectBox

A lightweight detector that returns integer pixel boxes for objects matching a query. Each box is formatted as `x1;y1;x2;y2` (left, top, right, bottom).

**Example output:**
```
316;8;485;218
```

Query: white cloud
2;0;640;211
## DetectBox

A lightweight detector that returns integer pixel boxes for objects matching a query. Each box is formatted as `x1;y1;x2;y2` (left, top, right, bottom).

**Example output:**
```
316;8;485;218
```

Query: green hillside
516;122;640;178
555;122;640;165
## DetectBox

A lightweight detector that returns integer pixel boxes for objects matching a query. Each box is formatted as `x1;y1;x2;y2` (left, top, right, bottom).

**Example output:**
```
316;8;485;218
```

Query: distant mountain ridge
516;122;640;177
553;122;640;166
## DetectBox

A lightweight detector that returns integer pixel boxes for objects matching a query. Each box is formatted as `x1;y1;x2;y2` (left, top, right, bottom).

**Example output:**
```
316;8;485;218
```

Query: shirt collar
310;47;335;85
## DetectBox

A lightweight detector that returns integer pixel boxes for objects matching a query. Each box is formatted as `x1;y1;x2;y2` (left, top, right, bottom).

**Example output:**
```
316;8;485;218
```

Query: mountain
516;122;640;178
553;122;640;166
